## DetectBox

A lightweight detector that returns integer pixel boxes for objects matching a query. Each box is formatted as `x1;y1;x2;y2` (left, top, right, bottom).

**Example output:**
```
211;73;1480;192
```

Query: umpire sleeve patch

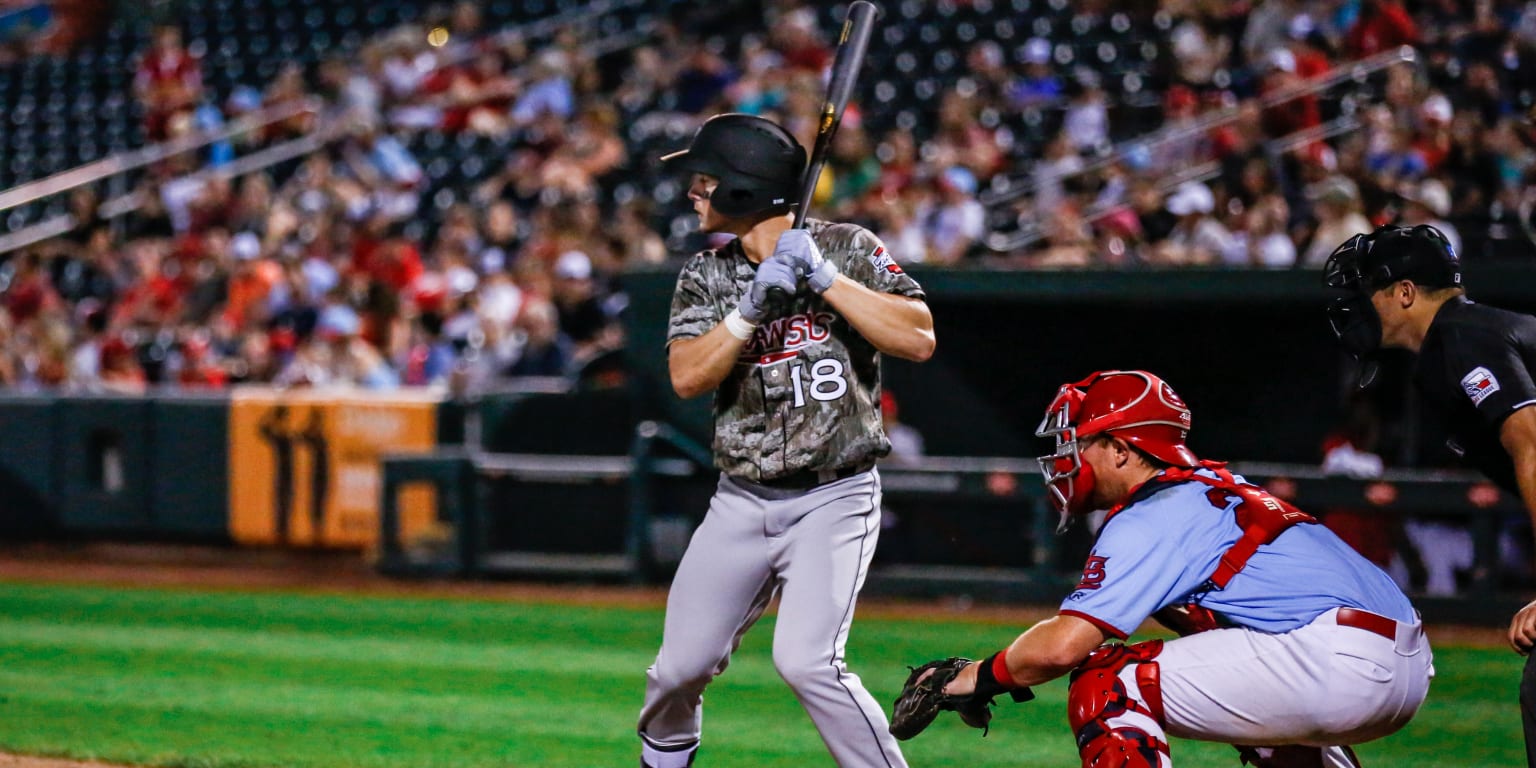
1461;366;1501;406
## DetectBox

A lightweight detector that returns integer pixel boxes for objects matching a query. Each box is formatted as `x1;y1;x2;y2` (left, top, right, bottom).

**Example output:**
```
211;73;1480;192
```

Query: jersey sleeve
833;225;925;300
666;253;722;345
1446;323;1536;427
1059;510;1206;638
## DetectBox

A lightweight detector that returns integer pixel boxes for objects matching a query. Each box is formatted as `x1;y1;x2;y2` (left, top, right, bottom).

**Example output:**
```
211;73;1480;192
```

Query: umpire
637;113;934;768
1324;223;1536;765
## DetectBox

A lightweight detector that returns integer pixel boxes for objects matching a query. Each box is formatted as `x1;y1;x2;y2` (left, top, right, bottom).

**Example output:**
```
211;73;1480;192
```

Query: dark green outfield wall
0;395;231;538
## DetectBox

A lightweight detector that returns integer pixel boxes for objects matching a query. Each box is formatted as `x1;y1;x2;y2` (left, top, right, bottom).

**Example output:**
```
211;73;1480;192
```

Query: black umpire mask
1321;224;1460;389
1323;231;1384;388
1326;293;1383;387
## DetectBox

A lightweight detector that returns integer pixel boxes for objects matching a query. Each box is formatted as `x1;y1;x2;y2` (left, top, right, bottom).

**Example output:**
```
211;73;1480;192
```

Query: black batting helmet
661;113;806;218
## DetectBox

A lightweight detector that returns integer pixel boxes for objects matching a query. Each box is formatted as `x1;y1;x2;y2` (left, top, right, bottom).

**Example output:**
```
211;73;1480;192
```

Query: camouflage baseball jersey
667;219;926;481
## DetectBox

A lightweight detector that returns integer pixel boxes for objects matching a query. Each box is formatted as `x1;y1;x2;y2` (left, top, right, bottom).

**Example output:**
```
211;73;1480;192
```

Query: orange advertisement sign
229;388;440;549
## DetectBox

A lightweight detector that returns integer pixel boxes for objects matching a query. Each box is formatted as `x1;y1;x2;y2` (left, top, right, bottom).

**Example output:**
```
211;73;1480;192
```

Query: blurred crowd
989;0;1536;270
0;0;1534;393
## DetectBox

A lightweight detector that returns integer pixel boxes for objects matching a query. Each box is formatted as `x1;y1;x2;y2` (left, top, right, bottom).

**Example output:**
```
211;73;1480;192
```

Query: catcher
890;370;1434;767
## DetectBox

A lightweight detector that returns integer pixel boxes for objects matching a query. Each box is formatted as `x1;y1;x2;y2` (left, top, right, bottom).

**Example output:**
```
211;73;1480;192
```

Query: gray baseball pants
638;468;907;768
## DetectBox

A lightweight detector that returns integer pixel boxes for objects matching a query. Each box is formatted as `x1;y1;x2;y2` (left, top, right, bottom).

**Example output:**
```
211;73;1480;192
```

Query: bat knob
764;286;793;316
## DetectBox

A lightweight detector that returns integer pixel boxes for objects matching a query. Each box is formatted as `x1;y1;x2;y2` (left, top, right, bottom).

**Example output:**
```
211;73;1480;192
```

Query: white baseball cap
1287;13;1316;41
1404;178;1451;217
554;249;593;280
1420;93;1453;124
1267;48;1297;74
1165;181;1215;216
1022;37;1052;65
231;231;261;261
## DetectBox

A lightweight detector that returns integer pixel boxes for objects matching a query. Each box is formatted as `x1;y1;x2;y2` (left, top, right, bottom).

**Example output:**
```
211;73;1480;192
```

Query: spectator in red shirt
1286;23;1332;80
770;7;831;73
260;63;317;144
435;49;519;135
98;336;148;394
360;234;424;293
133;24;203;141
3;252;60;323
221;233;281;330
1259;48;1323;137
1413;94;1455;172
1345;0;1418;58
175;334;229;389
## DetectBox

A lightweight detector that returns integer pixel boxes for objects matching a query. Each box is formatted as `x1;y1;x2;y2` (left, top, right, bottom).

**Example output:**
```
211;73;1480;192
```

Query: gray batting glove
738;254;800;324
774;229;837;294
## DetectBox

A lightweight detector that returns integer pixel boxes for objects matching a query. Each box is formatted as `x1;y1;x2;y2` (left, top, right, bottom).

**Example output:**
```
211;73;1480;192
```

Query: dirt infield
0;755;129;768
0;540;1515;643
0;539;1515;768
0;541;1065;623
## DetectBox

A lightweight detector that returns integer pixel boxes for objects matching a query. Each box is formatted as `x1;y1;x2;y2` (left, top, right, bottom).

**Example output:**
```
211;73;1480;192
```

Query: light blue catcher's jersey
1059;472;1416;639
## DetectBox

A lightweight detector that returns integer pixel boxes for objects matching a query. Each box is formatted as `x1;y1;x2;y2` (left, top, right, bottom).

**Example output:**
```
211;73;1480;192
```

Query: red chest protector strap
1106;461;1318;589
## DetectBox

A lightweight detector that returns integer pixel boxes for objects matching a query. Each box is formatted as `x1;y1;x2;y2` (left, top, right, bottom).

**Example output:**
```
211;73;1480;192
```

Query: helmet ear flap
714;184;761;215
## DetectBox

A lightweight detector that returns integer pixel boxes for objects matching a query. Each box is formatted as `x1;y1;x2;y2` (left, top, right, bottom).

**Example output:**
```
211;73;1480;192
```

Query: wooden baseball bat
766;0;878;307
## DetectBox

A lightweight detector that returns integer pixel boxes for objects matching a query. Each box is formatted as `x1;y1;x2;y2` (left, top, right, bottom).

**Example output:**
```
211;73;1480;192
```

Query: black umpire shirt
1413;296;1536;494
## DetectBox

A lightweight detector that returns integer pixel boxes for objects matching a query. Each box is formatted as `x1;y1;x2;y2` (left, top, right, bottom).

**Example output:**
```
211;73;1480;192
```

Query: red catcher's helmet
1036;370;1198;528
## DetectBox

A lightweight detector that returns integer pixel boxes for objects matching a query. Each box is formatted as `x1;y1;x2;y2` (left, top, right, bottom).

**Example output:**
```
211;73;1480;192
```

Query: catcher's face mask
1036;378;1100;533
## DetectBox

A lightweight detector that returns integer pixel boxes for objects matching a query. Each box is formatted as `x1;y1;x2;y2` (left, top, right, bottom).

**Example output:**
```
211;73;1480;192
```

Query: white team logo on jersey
867;245;903;274
1461;366;1501;406
739;311;837;365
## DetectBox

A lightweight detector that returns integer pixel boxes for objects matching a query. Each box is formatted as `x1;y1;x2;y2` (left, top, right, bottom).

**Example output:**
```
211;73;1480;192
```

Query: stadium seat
914;78;939;103
932;48;958;74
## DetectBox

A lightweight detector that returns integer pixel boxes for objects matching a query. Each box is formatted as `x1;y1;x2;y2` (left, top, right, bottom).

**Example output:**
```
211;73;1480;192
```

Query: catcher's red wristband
989;649;1022;689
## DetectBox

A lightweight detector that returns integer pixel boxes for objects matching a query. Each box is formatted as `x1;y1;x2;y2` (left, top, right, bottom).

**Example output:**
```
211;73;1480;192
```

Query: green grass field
0;581;1520;767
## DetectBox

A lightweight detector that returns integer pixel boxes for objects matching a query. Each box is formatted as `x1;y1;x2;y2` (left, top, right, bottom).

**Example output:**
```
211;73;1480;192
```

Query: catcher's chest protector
1110;463;1318;635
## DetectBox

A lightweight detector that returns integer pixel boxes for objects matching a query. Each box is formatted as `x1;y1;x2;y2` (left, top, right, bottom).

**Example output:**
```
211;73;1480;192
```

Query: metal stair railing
0;96;321;215
0;0;672;257
985;113;1364;253
0;96;323;254
977;46;1420;213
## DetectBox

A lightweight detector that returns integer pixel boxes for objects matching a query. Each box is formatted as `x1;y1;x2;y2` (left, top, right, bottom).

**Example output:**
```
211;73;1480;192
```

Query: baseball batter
897;370;1432;767
637;113;934;768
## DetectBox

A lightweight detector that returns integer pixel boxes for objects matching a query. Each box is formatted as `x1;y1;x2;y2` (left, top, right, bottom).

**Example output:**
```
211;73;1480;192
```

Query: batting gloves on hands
738;254;800;325
774;229;838;294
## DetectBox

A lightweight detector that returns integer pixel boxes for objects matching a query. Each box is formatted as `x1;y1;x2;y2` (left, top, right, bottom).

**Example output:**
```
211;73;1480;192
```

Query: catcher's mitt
888;657;996;740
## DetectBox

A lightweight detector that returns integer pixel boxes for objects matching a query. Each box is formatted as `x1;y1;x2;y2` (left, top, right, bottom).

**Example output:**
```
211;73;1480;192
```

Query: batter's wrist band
809;261;838;293
723;308;757;340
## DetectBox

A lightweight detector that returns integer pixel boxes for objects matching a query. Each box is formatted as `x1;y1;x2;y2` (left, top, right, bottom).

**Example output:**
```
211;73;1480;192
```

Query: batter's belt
751;459;877;490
